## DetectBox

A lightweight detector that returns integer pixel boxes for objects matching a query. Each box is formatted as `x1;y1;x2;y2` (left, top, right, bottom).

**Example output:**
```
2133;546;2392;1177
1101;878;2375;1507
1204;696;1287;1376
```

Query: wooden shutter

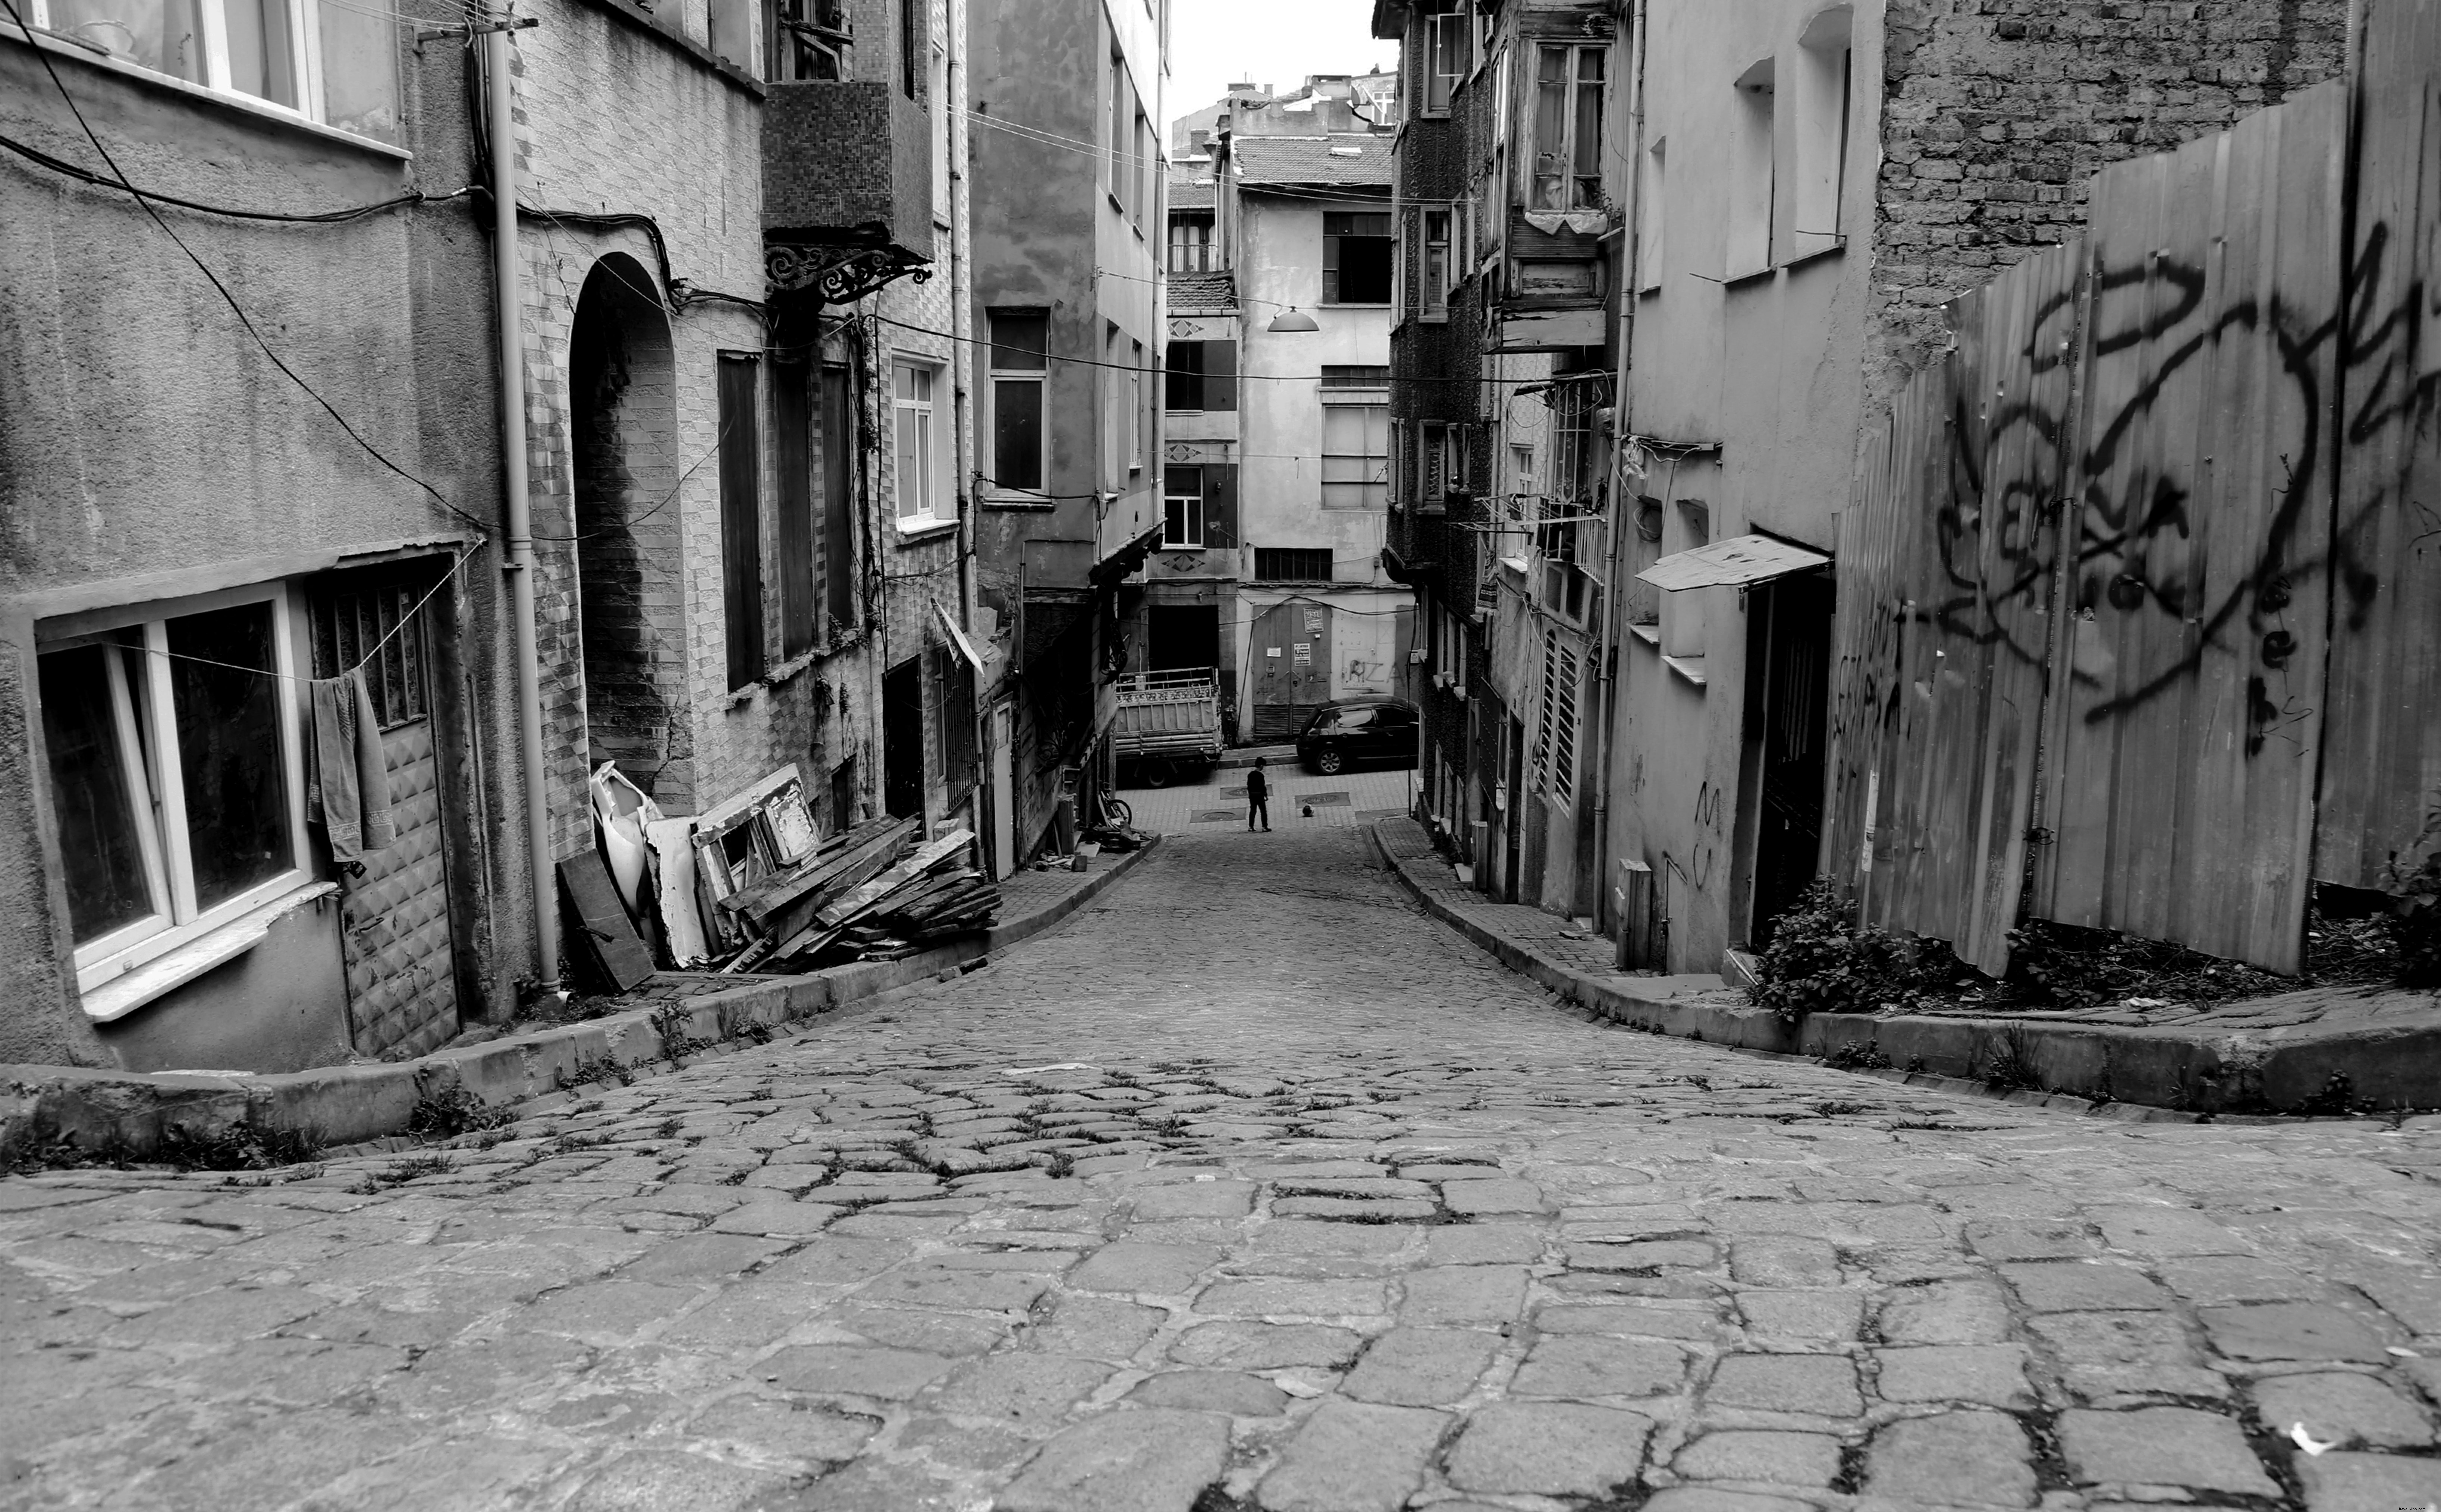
1205;341;1238;412
718;353;765;690
775;359;816;661
1203;462;1238;549
822;364;854;631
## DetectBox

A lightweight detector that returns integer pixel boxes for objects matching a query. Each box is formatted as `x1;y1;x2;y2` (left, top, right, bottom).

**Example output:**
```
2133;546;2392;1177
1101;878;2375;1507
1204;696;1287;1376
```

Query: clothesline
120;545;478;686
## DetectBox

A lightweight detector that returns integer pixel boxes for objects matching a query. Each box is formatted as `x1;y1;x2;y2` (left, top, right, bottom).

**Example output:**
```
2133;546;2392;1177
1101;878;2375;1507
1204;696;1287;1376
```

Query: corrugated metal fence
1825;3;2441;976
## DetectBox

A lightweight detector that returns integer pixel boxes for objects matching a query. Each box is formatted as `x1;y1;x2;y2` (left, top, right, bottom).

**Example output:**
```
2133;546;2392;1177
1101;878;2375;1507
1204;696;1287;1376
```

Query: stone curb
1367;820;2431;1119
0;836;1163;1162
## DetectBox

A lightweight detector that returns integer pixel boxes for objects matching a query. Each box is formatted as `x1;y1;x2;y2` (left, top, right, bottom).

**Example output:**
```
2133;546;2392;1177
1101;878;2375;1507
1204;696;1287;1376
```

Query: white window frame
987;311;1048;495
24;0;395;142
1321;397;1389;512
37;582;311;998
1424;7;1468;115
1130;340;1146;472
893;359;948;525
930;37;951;224
1638;137;1667;293
1163;463;1204;548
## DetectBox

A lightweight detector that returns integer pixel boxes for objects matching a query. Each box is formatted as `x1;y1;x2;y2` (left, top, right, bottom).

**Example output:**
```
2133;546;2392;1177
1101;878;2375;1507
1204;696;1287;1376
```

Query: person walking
1246;757;1272;832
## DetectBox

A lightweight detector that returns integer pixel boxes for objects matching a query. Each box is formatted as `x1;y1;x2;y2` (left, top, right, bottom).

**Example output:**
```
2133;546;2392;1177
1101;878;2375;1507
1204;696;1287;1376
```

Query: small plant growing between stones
407;1084;515;1142
651;1004;716;1061
1979;1024;2040;1093
555;1053;628;1092
350;1152;454;1192
1822;1040;1894;1072
159;1119;322;1172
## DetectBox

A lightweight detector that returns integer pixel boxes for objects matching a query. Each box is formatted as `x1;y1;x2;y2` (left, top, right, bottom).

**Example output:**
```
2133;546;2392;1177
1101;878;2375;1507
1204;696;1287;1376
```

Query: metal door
1251;599;1332;740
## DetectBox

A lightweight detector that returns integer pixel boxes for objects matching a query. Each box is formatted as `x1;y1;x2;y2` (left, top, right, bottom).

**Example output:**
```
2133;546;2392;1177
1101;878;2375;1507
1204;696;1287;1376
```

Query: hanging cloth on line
308;670;395;861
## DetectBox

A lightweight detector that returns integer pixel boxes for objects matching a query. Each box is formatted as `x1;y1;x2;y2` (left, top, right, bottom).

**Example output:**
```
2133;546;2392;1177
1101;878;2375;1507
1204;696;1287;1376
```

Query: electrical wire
111;546;480;684
0;129;479;220
868;311;1554;388
0;0;495;539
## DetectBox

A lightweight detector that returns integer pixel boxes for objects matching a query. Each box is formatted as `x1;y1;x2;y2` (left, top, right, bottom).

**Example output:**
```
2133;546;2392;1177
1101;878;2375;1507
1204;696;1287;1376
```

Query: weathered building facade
0;0;978;1071
967;0;1165;861
1376;0;2351;977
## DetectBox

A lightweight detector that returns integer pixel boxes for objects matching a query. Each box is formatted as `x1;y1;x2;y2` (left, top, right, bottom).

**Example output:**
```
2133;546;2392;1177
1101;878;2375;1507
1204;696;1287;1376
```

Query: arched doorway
568;254;681;796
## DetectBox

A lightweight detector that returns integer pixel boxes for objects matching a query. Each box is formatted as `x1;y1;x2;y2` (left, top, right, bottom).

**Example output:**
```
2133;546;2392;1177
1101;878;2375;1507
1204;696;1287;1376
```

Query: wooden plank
558;848;655;993
722;817;914;923
2320;0;2441;889
816;829;979;929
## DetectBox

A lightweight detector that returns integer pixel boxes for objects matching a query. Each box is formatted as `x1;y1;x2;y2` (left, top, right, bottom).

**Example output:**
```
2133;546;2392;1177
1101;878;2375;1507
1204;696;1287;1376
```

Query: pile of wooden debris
568;763;996;986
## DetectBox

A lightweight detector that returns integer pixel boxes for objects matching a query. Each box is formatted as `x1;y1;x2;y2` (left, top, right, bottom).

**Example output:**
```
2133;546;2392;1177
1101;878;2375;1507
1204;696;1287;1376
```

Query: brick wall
1869;0;2349;412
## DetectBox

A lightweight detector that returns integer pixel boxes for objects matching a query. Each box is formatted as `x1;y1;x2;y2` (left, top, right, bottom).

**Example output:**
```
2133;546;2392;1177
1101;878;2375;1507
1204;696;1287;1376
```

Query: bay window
1529;43;1605;212
37;586;308;1002
26;0;400;142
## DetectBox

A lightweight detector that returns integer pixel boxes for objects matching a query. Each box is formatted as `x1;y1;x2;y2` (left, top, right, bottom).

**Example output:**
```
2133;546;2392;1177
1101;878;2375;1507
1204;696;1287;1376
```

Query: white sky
1165;0;1392;133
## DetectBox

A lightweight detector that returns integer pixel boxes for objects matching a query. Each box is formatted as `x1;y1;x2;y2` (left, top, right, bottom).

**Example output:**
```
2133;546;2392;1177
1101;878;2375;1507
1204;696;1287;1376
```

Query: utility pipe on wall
487;12;559;987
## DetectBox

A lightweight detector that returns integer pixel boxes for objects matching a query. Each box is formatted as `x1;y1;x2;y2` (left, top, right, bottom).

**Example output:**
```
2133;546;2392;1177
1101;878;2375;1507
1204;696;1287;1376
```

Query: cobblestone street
10;825;2441;1511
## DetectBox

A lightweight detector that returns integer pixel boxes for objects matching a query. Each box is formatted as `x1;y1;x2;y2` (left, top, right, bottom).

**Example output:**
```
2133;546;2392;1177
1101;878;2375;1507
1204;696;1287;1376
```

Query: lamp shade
1266;306;1320;332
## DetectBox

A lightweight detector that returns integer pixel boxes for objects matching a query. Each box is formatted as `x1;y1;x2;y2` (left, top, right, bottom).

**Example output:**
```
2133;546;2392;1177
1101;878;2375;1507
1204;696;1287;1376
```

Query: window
1321;403;1389;510
1254;548;1333;582
1323;212;1393;304
1728;57;1776;277
1166;341;1206;411
1135;110;1154;227
893;360;944;523
308;571;433;729
1535;629;1580;804
768;0;849;81
938;645;976;796
37;587;307;994
1108;51;1130;210
1423;208;1452;318
821;364;856;630
1130;340;1146;470
1163;465;1204;547
719;353;766;689
1794;7;1854;253
900;0;918;97
1637;138;1666;293
1169;215;1215;272
931;39;951;222
1422;420;1449;504
774;358;818;660
1321;365;1389;389
1548;373;1608;503
1529;43;1605;212
1424;6;1469;113
29;0;400;141
988;311;1047;492
1510;442;1536;497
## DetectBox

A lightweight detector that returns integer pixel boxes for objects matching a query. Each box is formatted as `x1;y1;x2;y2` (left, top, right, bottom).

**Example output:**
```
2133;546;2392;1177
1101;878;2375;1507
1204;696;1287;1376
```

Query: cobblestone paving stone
10;825;2441;1510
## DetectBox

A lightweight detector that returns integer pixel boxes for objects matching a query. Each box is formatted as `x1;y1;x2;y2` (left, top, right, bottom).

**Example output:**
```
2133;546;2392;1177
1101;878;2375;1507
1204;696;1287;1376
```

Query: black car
1296;698;1421;776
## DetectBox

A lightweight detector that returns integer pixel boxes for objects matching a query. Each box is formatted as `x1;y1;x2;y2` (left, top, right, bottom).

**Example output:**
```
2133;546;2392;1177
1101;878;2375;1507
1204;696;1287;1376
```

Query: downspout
1591;0;1647;946
488;15;558;987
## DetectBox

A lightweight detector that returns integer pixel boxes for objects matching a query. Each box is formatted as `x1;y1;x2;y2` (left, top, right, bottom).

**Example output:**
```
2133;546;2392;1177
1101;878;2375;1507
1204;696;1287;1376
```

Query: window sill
1321;303;1394;310
1722;264;1775;291
1781;237;1848;271
982;493;1059;513
80;880;340;1024
1663;653;1708;688
4;21;413;161
1624;621;1661;647
896;516;959;544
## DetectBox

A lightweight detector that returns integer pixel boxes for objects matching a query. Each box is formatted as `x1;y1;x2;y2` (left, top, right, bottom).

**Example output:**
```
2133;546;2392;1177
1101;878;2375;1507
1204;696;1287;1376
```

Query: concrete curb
0;836;1163;1162
1368;820;2433;1119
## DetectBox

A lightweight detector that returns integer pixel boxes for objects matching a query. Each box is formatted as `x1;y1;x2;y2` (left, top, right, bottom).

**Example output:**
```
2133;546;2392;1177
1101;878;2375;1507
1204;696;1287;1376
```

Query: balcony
761;0;934;300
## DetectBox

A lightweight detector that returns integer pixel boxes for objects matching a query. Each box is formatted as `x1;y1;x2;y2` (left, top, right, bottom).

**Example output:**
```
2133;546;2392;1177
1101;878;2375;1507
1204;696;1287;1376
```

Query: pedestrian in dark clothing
1247;758;1272;832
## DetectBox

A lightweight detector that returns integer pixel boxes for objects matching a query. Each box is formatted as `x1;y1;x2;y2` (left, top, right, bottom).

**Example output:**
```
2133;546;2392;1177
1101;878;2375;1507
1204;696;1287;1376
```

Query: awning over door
1636;533;1829;592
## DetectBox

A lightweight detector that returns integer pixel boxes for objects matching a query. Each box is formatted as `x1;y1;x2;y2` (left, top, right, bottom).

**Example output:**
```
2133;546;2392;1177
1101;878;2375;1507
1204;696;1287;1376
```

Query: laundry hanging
308;670;395;861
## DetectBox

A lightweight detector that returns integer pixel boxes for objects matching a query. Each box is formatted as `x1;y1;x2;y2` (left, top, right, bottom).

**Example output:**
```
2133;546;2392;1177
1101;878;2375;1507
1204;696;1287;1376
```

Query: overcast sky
1166;0;1392;132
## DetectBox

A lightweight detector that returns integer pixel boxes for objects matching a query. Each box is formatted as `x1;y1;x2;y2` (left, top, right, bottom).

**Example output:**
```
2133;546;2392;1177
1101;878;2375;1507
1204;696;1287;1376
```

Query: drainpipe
488;15;558;987
1590;0;1648;946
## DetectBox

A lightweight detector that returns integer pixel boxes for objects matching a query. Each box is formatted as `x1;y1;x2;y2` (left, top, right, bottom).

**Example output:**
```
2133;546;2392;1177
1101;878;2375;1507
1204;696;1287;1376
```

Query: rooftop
1231;134;1394;189
1168;271;1238;314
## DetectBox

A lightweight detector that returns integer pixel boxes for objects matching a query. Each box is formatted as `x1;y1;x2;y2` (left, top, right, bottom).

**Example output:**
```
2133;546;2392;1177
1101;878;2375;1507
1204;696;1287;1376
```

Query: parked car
1296;698;1421;776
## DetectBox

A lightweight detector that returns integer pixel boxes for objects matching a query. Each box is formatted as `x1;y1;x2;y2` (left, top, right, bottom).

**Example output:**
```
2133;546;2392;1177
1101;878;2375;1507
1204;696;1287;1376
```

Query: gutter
487;15;559;988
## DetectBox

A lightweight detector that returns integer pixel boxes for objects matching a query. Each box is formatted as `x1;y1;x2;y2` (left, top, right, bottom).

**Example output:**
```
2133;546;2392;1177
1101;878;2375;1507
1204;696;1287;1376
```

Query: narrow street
8;823;2441;1511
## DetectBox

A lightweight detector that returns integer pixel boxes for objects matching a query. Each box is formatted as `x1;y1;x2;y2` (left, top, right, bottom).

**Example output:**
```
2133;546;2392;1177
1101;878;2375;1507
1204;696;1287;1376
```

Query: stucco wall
0;33;508;1064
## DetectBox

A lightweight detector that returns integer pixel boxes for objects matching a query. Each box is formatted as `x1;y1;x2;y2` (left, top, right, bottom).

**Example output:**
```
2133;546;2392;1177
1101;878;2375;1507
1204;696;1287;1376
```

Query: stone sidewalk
7;824;2441;1510
1373;816;2441;1118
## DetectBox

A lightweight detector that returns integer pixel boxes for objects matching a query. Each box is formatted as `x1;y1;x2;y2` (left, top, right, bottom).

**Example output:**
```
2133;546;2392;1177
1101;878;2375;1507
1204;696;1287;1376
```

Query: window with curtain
1530;43;1606;211
30;0;400;140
